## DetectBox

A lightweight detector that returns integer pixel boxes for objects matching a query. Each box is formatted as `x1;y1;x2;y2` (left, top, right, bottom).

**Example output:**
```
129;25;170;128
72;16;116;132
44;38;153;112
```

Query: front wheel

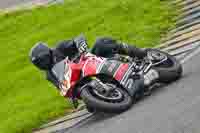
80;82;133;113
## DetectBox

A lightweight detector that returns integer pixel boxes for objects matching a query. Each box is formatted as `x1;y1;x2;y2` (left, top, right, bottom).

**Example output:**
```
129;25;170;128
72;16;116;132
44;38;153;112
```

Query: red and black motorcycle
52;47;182;113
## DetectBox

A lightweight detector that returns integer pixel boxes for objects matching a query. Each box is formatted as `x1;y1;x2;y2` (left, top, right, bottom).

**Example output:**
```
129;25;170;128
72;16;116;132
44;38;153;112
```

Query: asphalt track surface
0;0;32;9
52;52;200;133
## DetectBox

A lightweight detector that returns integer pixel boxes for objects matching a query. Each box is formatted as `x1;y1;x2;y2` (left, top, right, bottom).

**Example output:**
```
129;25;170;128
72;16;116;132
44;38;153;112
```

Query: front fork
72;98;79;109
70;77;113;109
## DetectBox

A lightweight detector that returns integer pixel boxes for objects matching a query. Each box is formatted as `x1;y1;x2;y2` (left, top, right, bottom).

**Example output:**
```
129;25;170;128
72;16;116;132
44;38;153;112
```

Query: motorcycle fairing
82;56;135;83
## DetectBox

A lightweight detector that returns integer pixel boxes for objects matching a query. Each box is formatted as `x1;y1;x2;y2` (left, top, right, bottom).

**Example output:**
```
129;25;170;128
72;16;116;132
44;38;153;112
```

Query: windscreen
52;59;72;96
52;60;66;82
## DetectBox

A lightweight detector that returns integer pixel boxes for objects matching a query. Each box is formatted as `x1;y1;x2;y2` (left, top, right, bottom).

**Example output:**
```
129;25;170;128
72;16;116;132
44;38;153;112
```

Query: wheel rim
92;84;123;101
148;50;168;66
148;51;166;61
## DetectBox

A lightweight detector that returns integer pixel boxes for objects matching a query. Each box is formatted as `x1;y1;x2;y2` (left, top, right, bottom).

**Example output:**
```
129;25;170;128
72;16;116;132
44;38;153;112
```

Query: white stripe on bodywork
113;64;123;77
96;59;107;73
120;63;134;84
82;59;89;77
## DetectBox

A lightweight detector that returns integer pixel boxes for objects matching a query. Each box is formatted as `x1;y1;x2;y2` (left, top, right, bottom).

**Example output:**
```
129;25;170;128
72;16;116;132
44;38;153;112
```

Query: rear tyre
147;49;183;83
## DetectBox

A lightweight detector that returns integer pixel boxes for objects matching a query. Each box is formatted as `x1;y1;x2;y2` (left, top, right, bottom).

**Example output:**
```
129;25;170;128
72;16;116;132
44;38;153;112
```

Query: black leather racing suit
53;37;146;62
91;37;146;59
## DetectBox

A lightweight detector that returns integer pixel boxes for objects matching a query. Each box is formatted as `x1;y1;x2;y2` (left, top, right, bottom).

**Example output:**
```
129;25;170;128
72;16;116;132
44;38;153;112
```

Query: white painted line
181;0;200;12
39;109;89;129
168;41;200;55
181;42;200;64
34;112;92;133
165;23;200;42
175;52;188;60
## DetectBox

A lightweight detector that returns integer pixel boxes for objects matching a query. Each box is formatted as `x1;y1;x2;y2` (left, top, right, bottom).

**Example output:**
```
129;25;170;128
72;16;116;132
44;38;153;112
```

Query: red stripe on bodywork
114;64;129;81
83;59;98;76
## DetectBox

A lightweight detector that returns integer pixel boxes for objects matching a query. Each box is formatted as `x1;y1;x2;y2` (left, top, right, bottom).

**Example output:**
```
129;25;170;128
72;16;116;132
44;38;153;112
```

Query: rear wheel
147;49;183;83
80;81;133;113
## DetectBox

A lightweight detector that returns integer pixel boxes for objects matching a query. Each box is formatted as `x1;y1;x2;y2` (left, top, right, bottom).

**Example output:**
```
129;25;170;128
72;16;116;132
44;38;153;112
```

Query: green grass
0;0;176;132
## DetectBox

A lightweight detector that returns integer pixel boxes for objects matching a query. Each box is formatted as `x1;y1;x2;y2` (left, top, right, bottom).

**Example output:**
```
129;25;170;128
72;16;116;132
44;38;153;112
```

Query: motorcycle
51;47;182;113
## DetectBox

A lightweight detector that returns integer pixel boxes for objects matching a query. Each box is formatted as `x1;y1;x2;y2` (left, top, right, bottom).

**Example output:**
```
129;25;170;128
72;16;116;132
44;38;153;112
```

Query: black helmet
29;43;52;70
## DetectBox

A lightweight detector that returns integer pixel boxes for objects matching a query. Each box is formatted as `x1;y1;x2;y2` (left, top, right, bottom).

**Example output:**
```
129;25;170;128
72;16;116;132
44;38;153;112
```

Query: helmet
29;43;52;70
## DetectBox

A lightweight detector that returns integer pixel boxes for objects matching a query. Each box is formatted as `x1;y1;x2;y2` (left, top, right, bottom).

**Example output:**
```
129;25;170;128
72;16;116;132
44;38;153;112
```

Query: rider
42;36;147;64
29;35;156;93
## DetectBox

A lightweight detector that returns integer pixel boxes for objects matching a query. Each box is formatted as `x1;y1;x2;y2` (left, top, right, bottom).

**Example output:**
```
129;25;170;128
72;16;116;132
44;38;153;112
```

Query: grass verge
0;0;177;132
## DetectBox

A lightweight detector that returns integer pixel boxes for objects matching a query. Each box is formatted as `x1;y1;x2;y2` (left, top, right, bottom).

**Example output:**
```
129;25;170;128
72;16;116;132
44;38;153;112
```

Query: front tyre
80;84;133;113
